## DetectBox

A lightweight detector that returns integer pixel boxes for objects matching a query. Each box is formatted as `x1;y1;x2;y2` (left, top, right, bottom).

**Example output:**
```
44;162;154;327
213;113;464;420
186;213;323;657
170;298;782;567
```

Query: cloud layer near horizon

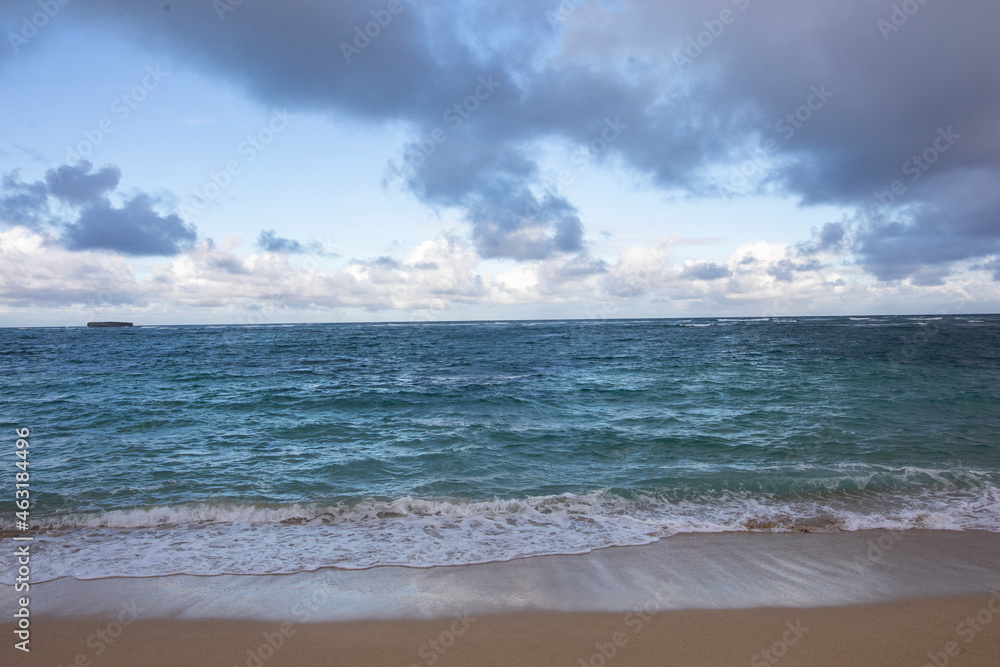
3;224;997;325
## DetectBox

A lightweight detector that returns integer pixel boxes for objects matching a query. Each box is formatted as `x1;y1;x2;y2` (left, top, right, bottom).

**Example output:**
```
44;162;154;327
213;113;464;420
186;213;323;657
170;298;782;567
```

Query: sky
0;0;998;326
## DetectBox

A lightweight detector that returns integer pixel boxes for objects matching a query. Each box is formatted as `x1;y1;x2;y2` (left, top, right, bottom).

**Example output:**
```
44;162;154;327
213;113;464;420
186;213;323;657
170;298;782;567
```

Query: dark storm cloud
0;162;196;256
69;0;1000;274
853;167;1000;281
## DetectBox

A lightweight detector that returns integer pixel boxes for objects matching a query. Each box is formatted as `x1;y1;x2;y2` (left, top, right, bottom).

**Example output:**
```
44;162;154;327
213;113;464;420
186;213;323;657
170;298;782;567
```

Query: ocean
3;315;999;582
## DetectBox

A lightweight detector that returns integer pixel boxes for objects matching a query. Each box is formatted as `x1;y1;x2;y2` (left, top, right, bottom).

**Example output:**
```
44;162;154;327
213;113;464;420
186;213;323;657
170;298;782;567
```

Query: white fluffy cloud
2;226;998;325
0;227;136;308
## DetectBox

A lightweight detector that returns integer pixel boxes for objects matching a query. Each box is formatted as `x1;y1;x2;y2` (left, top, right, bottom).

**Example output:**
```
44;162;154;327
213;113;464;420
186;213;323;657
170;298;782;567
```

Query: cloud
0;170;50;230
766;258;822;283
980;257;1000;282
45;162;121;204
465;186;584;260
256;229;306;253
145;232;487;313
61;194;196;256
1;0;988;300
256;229;340;257
680;261;730;281
853;167;1000;281
3;225;998;323
601;240;673;298
60;2;635;261
0;227;138;308
798;220;848;255
0;162;196;256
67;1;999;276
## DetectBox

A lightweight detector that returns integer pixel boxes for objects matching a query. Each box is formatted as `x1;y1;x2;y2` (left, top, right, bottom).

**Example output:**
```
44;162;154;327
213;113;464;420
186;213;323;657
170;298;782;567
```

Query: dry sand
4;595;1000;666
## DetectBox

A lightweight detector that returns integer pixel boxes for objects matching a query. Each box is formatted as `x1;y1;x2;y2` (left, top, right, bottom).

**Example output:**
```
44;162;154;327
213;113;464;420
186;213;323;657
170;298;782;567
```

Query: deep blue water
2;315;999;579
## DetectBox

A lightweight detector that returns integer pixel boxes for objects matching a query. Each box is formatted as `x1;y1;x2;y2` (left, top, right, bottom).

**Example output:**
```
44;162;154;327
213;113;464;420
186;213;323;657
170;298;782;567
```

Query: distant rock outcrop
86;322;134;328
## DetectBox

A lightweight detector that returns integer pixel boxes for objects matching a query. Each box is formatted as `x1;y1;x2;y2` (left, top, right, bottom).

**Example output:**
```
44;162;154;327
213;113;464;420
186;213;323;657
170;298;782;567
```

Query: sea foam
7;476;999;582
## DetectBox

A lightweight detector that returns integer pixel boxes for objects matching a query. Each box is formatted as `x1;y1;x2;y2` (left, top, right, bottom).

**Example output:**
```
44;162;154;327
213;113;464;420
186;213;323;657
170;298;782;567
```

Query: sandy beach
3;0;998;658
4;596;1000;666
4;530;1000;666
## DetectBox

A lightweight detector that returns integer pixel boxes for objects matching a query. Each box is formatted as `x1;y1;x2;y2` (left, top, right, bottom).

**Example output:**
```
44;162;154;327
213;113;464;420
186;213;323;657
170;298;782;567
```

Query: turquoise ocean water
2;315;999;581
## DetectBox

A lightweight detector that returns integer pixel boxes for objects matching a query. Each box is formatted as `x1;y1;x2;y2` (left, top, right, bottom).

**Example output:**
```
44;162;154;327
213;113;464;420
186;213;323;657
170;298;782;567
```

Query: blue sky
1;1;997;325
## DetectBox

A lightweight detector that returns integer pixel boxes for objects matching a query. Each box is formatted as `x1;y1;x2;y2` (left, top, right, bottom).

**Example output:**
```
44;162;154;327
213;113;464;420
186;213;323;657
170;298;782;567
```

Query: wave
5;473;999;582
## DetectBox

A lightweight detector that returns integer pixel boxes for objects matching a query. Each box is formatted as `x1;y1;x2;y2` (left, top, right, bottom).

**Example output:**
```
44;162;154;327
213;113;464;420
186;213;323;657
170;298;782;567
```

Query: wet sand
3;530;1000;665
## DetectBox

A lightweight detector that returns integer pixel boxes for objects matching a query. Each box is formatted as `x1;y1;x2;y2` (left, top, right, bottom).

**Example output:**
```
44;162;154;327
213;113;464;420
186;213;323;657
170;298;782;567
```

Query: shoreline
15;522;999;585
5;529;1000;620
